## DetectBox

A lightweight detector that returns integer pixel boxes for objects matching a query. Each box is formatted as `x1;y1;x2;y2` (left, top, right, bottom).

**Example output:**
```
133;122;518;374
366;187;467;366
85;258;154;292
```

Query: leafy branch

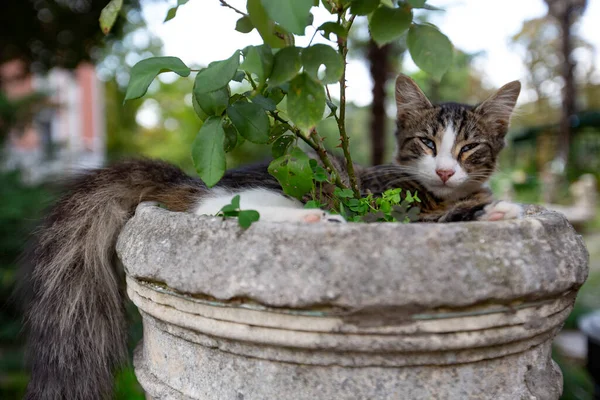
108;0;454;225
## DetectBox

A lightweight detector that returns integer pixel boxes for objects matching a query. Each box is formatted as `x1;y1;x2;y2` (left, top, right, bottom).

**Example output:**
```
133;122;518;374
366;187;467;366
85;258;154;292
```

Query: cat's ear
474;81;521;135
395;74;432;118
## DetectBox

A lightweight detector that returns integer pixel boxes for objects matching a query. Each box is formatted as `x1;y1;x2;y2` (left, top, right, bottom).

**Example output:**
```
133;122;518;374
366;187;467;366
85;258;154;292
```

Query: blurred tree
0;0;142;75
350;19;406;166
544;0;588;170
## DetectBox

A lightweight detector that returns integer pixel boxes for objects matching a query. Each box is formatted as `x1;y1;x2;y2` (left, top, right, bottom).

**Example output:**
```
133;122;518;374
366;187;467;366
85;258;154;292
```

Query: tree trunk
368;40;390;166
557;6;576;168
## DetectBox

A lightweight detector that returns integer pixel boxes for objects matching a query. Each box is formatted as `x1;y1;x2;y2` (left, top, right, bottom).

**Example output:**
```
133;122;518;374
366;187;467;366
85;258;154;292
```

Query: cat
360;74;523;222
19;74;521;399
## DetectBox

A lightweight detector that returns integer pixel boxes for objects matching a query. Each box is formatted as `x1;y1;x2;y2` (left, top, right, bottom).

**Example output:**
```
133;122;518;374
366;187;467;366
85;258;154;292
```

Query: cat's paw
476;201;523;221
301;210;346;224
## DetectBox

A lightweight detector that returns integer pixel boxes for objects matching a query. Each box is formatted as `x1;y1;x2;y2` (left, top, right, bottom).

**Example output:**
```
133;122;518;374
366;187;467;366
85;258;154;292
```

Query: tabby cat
20;74;521;399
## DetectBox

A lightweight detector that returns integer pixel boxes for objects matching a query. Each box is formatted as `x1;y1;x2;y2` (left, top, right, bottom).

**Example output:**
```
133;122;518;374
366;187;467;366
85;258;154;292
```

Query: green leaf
227;101;270;144
287;73;325;130
194;84;230;116
369;5;412;46
304;200;323;209
247;0;293;48
272;135;295;158
407;23;453;80
191;116;226;187
334;187;354;198
251;94;277;111
350;0;380;15
232;70;246;82
326;98;338;117
223;122;238;152
194;51;240;93
99;0;123;35
235;16;254;33
241;45;274;86
266;86;286;104
192;98;209;121
321;0;335;13
261;0;313;35
238;210;260;228
301;44;343;84
317;22;347;40
219;194;241;214
269;123;290;142
125;57;190;102
164;0;189;22
268;147;315;199
269;46;302;85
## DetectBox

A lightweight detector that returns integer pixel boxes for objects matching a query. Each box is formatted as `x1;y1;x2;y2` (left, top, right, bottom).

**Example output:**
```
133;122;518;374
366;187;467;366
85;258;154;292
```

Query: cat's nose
436;169;455;183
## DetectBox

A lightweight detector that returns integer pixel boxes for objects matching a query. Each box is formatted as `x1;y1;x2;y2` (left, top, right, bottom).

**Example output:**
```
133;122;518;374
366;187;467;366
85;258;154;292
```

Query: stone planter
117;203;589;400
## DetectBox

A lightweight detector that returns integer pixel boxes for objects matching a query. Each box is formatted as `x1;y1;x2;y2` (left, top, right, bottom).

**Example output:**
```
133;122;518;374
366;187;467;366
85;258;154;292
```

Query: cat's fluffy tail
19;160;206;399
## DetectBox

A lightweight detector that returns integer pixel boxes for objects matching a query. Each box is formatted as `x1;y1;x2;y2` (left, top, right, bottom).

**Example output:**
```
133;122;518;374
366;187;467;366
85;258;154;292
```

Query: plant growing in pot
18;1;587;400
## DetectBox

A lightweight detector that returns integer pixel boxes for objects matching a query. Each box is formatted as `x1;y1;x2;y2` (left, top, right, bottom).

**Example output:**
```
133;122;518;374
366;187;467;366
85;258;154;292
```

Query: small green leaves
164;0;189;22
241;45;274;87
194;86;229;116
99;0;123;35
125;57;190;102
407;23;453;80
194;51;240;93
287;73;325;131
350;0;380;15
269;46;302;85
223;122;238;152
261;0;313;35
227;101;270;144
268;147;314;199
238;209;260;228
192;116;226;187
251;94;277;111
235;16;254;33
272;135;295;158
217;195;260;229
301;44;343;84
369;6;412;46
317;22;347;40
247;0;293;48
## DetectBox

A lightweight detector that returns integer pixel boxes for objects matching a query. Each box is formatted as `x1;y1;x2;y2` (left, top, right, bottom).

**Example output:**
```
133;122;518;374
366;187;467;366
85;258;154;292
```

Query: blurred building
1;60;105;183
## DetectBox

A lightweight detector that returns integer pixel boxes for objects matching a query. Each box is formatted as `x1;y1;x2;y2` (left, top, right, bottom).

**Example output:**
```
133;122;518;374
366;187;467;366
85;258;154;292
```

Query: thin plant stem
337;13;359;198
270;112;346;189
218;0;247;17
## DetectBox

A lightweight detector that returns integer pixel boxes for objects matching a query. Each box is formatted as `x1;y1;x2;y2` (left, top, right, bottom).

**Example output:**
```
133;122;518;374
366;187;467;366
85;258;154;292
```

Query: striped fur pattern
21;160;208;399
360;74;521;222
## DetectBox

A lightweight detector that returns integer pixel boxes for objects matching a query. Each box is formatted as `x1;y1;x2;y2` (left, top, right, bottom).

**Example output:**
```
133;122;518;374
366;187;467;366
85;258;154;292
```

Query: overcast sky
141;0;600;107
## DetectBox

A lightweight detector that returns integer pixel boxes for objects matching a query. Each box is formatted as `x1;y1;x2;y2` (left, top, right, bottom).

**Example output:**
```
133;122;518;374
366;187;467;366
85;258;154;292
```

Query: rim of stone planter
118;202;588;312
117;202;589;400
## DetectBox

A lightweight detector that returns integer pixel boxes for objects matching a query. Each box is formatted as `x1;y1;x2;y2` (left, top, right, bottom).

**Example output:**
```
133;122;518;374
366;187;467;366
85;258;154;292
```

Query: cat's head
393;74;520;200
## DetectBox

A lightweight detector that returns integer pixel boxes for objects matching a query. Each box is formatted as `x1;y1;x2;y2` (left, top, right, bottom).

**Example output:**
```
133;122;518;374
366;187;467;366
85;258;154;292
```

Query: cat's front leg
440;201;523;222
252;206;346;223
474;201;523;221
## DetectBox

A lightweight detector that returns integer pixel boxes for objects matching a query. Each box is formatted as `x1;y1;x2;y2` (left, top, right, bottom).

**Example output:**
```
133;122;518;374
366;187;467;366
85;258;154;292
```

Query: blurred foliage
0;0;142;73
0;171;55;399
0;171;145;398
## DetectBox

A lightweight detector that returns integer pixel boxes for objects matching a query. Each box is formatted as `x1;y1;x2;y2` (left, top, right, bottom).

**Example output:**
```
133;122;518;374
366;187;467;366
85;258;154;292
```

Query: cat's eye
460;143;478;154
419;138;436;151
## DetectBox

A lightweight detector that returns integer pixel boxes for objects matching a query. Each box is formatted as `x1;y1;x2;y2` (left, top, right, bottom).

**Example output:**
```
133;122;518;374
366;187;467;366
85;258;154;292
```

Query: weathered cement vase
117;203;589;400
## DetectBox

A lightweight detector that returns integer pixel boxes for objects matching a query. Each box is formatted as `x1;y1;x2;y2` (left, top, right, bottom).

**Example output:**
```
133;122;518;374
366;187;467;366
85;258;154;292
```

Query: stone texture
117;203;588;311
117;203;589;400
